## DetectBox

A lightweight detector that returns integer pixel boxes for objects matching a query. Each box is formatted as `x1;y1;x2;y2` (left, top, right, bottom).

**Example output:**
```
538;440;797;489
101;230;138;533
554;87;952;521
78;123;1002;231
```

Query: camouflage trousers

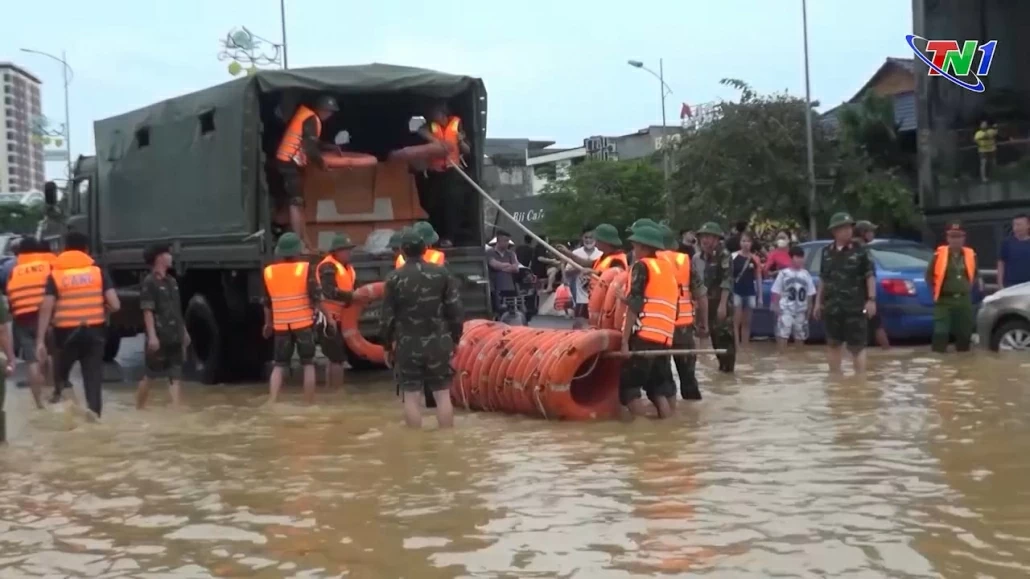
824;310;868;352
394;334;455;396
708;293;736;372
672;326;701;400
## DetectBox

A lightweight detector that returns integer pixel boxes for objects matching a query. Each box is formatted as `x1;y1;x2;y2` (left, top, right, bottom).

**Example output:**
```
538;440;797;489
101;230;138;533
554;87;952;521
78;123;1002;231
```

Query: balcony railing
929;125;1030;209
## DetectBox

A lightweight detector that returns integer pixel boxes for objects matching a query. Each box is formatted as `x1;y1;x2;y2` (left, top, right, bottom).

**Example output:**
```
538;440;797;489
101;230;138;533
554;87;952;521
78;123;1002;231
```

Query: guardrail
982;268;999;294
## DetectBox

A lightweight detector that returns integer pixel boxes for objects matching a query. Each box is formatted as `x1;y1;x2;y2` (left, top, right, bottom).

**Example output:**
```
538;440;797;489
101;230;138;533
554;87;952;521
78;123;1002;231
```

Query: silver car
977;282;1030;351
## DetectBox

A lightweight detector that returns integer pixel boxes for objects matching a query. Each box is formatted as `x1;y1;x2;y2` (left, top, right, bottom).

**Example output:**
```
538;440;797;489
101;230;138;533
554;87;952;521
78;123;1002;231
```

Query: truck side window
136;127;150;148
199;110;215;135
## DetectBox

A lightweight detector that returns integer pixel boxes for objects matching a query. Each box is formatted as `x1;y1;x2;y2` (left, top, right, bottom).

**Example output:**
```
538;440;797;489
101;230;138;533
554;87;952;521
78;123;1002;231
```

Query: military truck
52;64;491;382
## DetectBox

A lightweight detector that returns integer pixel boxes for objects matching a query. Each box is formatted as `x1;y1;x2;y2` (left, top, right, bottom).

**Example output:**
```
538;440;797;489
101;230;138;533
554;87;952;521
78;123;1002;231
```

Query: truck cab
47;65;493;380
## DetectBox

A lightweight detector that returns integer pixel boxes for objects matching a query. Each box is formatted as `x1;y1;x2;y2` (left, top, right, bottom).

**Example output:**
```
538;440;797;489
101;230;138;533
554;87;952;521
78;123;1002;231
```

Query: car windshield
870;244;934;269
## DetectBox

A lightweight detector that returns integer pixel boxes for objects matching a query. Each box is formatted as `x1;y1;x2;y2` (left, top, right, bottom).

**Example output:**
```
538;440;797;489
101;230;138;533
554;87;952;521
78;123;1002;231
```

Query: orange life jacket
7;253;56;317
49;250;106;329
263;261;315;331
656;249;694;327
932;245;976;300
593;252;628;274
633;258;679;346
317;254;356;320
395;248;446;268
276;105;322;166
428;116;462;171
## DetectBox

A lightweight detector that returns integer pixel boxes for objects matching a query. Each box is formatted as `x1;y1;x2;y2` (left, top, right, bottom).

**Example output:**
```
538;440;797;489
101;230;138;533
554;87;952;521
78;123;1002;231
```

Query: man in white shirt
566;228;602;324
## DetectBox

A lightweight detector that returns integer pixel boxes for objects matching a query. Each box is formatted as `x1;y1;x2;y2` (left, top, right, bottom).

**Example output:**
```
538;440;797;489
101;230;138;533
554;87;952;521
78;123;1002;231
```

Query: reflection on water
1;346;1029;577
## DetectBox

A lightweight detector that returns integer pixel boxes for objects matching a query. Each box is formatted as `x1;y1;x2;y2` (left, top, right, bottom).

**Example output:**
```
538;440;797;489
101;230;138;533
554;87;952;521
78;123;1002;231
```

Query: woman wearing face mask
764;231;793;274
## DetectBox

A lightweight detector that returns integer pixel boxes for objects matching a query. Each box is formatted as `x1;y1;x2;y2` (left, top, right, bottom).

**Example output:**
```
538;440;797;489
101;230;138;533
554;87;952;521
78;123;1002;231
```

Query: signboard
44;149;69;162
583;136;618;161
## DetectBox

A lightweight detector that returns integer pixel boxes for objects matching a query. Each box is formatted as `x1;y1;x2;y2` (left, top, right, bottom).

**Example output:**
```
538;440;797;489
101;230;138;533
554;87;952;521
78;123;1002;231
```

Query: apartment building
1;63;45;192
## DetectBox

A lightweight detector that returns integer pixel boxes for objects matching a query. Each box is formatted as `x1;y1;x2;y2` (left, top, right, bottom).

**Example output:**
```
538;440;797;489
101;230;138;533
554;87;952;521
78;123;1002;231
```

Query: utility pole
628;58;676;223
61;50;72;181
280;0;289;69
802;0;818;239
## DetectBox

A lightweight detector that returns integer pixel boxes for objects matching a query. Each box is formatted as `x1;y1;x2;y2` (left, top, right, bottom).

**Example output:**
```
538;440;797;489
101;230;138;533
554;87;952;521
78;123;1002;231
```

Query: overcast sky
1;0;912;179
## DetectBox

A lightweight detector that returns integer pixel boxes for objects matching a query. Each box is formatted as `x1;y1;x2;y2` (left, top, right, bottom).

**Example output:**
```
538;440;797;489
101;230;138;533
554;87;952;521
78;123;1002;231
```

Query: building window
136;127;151;148
3;97;11;105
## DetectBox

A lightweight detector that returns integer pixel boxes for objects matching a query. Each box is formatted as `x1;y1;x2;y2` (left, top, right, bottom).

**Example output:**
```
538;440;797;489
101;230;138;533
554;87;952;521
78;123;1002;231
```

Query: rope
459;372;470;410
572;354;602;381
533;387;549;421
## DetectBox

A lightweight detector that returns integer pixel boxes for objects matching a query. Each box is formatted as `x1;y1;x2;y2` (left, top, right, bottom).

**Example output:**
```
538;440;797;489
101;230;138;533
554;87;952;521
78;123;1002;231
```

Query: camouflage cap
388;230;403;250
328;233;355;251
626;225;666;250
627;218;660;233
413;221;439;245
696;221;724;238
828;212;855;230
592;223;622;246
855;220;877;232
275;232;303;257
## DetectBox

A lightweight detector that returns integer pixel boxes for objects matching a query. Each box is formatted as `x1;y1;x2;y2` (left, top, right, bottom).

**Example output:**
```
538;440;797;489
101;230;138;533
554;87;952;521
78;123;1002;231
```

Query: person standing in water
316;233;357;389
813;213;876;375
0;295;17;443
655;224;708;401
730;231;763;350
694;222;736;373
136;244;191;409
381;229;463;429
262;233;321;404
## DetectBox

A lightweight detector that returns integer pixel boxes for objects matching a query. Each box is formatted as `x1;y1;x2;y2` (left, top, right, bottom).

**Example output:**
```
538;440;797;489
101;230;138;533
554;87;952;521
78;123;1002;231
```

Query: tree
670;79;919;236
539;159;665;240
0;203;45;235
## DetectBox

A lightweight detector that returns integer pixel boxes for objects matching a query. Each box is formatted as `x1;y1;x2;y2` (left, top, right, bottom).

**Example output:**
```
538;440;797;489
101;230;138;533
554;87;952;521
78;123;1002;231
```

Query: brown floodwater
1;345;1029;578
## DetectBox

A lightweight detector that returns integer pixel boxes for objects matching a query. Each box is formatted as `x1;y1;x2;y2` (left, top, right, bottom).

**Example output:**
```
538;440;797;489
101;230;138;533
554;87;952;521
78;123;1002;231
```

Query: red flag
680;102;692;119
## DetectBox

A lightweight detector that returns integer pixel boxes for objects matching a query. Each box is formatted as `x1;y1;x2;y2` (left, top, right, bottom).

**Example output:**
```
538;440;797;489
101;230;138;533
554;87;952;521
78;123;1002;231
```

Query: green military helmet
388;230;403;250
626;224;666;250
627;218;660;233
398;227;426;254
413;221;440;245
855;219;877;232
274;232;303;257
592;223;622;247
696;221;725;238
659;224;678;250
328;232;356;251
827;212;855;230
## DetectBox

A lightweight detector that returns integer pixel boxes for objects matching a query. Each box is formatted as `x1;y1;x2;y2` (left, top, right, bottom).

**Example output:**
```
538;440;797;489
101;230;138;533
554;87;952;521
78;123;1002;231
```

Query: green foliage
539;159;665;240
0;203;44;235
668;79;918;236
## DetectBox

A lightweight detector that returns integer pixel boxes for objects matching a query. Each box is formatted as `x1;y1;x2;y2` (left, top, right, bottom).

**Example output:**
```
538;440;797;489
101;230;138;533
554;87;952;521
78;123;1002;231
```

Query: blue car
750;239;983;342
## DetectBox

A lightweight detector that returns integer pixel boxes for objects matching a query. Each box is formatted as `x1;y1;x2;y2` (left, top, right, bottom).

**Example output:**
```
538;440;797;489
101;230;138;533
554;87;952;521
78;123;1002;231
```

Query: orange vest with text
395;249;445;268
263;261;315;331
932;245;976;301
633;257;679;346
656;249;695;327
429;116;462;171
276;105;322;166
317;254;356;320
7;252;56;317
49;250;106;329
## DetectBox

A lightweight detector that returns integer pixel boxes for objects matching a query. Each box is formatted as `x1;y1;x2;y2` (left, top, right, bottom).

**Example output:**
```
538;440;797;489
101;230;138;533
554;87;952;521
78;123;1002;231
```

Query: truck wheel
103;335;122;362
184;294;222;384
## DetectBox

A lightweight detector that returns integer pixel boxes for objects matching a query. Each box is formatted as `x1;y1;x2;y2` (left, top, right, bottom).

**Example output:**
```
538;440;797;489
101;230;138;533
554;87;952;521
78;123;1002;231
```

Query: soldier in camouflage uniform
0;296;16;444
659;224;708;400
813;212;877;375
380;228;464;429
136;243;191;409
695;222;736;372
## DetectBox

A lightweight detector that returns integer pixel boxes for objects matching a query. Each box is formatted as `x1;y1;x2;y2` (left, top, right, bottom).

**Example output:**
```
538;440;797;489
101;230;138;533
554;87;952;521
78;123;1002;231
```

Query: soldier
396;221;446;268
317;233;357;389
813;212;877;375
855;220;889;349
380;229;464;429
388;230;403;267
855;220;877;244
618;224;678;419
925;221;981;353
655;224;708;401
135;243;191;410
262;232;321;404
0;296;16;444
694;222;735;373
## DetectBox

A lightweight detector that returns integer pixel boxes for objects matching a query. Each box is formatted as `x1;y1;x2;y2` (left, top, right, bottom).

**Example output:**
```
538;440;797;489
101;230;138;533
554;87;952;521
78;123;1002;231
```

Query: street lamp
280;0;289;69
19;48;73;182
628;58;676;222
801;0;818;239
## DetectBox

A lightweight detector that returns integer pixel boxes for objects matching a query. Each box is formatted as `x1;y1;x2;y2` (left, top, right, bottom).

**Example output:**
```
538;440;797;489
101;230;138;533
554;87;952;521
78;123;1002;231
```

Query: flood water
2;340;1029;578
